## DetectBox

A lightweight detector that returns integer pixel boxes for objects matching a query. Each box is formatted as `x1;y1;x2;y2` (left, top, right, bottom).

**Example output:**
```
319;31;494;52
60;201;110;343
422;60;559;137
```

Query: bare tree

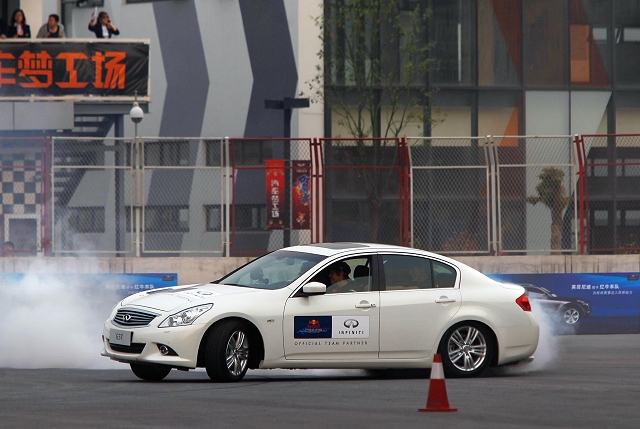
303;0;436;243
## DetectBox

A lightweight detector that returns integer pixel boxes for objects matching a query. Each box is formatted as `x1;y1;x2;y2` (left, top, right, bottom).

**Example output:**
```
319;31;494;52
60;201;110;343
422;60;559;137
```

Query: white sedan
102;243;539;381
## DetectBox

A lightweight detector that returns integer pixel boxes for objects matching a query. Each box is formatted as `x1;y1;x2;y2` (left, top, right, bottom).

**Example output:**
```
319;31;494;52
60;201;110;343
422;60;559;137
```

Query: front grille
109;341;146;354
113;308;160;327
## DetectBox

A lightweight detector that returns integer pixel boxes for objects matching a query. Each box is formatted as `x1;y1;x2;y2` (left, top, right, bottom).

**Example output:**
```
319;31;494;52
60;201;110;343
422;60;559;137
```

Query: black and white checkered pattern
0;152;42;216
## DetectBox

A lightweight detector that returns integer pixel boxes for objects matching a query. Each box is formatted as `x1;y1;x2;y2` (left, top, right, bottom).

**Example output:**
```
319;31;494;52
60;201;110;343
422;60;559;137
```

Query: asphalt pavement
1;334;639;429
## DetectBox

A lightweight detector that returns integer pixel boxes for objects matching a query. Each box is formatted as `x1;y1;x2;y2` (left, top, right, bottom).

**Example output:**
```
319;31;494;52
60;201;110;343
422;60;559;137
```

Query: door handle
355;302;376;309
435;297;456;304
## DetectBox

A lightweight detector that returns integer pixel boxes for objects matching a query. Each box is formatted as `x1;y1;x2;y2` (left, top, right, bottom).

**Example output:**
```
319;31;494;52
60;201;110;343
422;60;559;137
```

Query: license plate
110;329;132;346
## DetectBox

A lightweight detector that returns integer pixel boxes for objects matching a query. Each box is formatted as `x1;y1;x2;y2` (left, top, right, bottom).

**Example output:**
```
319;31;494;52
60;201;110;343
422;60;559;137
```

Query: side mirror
302;281;327;296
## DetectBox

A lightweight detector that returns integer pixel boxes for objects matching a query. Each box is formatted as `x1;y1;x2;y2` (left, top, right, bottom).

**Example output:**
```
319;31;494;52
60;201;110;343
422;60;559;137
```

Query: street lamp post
130;94;144;257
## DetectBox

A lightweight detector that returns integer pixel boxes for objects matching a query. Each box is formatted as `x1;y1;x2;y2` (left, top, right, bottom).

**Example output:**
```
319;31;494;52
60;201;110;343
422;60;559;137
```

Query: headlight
158;304;213;328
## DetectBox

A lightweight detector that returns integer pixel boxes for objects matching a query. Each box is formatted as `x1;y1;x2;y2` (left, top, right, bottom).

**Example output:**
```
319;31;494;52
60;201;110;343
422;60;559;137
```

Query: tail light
516;293;532;312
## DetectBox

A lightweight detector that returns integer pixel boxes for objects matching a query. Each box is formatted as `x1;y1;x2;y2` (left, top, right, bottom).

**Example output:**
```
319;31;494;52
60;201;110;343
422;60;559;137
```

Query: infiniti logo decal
343;319;359;328
123;314;132;322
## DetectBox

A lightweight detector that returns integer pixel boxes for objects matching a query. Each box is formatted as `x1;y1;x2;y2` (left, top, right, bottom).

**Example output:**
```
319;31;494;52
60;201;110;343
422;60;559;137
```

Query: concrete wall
2;255;639;286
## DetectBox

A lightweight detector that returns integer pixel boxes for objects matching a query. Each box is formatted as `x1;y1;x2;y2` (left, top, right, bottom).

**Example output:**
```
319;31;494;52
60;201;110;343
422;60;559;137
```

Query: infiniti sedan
102;243;539;381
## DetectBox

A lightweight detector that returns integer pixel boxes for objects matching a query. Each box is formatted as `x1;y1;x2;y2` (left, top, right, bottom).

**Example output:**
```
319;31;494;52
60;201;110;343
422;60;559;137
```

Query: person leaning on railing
88;11;119;38
37;14;65;38
6;9;30;38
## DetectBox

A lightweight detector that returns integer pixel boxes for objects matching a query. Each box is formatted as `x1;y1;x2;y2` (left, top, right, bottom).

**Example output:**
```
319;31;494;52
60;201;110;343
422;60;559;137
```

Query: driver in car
326;261;352;293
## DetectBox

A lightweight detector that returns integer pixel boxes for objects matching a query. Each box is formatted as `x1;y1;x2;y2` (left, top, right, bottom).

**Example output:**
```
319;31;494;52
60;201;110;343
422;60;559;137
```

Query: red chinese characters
0;49;127;90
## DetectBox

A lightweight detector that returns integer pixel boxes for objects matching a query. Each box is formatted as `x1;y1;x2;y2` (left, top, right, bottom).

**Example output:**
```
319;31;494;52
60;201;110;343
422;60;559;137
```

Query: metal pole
134;122;141;257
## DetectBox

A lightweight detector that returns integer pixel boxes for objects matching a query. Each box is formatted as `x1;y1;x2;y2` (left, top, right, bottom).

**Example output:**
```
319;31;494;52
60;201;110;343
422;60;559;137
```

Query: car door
283;255;380;360
378;253;461;359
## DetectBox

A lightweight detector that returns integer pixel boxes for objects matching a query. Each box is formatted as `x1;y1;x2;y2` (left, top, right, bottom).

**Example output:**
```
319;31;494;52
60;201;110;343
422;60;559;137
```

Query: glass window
479;91;522;136
523;0;568;87
234;204;267;231
477;0;521;86
593;210;608;226
67;207;105;233
218;250;328;290
616;92;640;133
432;261;457;288
382;254;433;290
205;139;223;166
205;205;223;232
144;141;190;166
625;210;640;226
624;159;640;177
127;206;189;232
615;0;640;85
429;0;476;85
431;91;472;137
317;256;373;294
570;0;612;86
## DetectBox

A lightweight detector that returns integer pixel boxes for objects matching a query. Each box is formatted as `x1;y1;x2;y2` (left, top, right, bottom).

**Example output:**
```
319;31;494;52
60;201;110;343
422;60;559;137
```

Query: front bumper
101;319;205;369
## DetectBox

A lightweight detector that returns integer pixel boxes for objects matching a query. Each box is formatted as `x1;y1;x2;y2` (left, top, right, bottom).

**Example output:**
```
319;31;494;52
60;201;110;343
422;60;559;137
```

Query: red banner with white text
266;159;285;229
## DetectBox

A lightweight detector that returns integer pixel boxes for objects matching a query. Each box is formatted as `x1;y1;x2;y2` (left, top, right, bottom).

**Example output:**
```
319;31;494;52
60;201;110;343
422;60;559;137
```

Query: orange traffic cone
419;354;458;412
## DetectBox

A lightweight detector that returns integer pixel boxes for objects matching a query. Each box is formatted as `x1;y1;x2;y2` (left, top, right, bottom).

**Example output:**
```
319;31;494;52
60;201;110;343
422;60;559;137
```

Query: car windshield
216;250;328;290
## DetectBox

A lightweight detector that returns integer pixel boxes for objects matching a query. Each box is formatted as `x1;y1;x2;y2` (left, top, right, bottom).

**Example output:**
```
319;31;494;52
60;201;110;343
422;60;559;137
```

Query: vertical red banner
291;161;311;230
266;159;285;229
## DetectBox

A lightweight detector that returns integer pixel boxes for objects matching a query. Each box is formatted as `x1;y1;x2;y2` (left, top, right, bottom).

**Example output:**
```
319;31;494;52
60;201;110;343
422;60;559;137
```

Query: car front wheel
130;363;171;381
438;322;494;378
205;320;251;382
561;305;581;325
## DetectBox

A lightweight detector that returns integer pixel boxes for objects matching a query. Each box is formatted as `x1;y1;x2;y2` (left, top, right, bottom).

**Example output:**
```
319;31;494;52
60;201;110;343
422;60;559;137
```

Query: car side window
432;261;456;288
382;255;433;290
313;256;373;294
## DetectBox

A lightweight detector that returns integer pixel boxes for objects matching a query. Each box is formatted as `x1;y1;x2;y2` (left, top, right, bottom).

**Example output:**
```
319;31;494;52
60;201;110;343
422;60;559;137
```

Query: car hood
121;283;266;312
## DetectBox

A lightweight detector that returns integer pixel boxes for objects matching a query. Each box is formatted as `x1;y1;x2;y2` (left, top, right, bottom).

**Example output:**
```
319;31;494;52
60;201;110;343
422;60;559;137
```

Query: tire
438;322;494;378
130;363;171;381
561;305;581;326
205;320;251;382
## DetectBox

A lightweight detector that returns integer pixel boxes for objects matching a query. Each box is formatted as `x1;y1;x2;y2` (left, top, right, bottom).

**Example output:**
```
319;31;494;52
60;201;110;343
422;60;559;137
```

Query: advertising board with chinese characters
487;273;640;334
0;272;176;298
0;40;149;100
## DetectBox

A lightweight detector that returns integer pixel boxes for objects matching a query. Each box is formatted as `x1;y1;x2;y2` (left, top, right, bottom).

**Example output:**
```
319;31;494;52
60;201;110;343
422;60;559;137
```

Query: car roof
284;243;460;263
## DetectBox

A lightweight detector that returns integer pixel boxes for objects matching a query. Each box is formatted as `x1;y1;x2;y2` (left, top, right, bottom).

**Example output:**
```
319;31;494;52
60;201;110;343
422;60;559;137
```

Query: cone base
418;407;458;412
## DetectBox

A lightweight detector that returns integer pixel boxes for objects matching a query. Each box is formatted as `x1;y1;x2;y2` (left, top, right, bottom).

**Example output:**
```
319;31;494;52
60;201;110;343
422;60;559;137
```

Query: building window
67;207;105;233
523;0;568;87
143;140;190;166
205;205;224;232
234;204;267;231
205;139;223;167
127;206;189;232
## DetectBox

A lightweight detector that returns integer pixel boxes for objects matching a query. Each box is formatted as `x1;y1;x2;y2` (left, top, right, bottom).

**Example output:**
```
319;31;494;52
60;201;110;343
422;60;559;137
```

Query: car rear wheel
130;363;171;381
561;305;581;325
438;322;494;378
205;320;251;382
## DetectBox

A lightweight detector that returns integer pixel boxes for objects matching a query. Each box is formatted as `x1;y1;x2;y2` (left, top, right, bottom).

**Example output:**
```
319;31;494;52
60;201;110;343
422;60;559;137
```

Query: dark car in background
522;285;592;331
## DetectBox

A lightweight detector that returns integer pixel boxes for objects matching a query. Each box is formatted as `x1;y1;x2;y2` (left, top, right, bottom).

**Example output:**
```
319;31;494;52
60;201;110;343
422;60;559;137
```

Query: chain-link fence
141;138;227;254
408;137;491;254
229;138;314;255
579;134;640;253
52;138;133;255
321;138;408;246
493;135;577;254
51;137;228;256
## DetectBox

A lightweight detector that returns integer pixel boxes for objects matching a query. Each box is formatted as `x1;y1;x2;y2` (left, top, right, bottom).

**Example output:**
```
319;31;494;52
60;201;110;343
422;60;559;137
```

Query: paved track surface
1;334;639;429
